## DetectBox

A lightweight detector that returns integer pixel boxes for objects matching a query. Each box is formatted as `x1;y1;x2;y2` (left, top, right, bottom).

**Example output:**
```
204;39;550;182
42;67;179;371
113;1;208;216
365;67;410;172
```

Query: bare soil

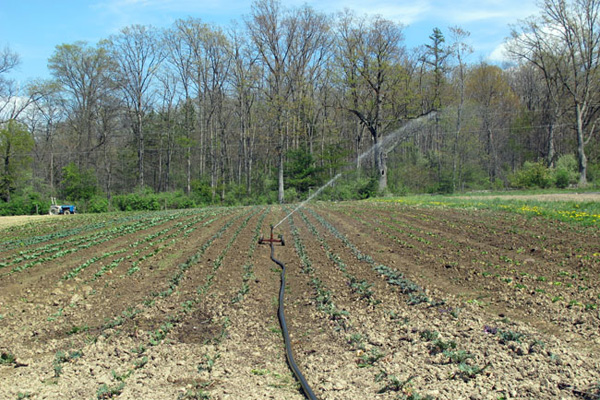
0;202;598;399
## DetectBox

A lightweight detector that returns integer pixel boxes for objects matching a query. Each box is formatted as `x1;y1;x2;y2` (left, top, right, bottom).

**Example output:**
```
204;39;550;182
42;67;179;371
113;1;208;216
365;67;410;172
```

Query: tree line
1;0;599;214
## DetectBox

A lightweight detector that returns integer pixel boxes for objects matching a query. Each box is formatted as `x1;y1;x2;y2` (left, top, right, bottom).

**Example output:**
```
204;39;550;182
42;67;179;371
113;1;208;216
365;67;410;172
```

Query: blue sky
1;0;539;84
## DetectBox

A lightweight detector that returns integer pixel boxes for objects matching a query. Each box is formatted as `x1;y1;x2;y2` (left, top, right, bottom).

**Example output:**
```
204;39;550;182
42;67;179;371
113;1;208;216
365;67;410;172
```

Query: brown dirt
0;202;598;399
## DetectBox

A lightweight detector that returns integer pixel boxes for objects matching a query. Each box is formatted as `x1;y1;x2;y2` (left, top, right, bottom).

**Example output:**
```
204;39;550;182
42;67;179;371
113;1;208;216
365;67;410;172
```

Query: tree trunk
546;123;555;168
278;146;285;203
373;136;387;192
356;121;362;170
487;125;497;182
453;103;463;192
374;93;387;192
186;146;191;195
3;144;11;202
576;104;588;186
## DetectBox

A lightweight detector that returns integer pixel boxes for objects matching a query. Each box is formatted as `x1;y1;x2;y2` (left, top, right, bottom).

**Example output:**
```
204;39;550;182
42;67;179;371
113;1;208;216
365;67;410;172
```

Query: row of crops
0;201;598;399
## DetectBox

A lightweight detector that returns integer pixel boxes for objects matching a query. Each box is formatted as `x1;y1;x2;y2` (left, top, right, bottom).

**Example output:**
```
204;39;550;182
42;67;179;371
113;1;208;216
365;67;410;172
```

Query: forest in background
1;0;599;215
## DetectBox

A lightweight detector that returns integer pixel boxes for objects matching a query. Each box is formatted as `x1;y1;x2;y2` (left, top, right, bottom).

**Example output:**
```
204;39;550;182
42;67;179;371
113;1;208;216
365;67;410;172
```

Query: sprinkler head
258;225;284;246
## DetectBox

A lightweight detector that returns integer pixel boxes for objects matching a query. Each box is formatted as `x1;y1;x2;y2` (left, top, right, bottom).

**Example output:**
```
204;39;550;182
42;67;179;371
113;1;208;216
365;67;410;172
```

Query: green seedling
133;356;148;369
197;353;220;373
111;369;132;382
497;330;524;344
251;368;269;376
131;344;146;354
358;348;385;368
443;350;474;364
529;339;545;354
454;362;490;381
419;330;439;341
53;350;82;377
178;388;211;399
347;333;365;350
377;372;416;394
66;324;89;335
0;352;16;365
429;339;457;355
96;382;125;399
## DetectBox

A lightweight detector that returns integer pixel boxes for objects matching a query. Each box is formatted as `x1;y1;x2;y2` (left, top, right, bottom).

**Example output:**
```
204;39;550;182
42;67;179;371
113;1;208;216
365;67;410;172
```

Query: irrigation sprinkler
258;224;285;246
258;224;317;400
254;115;435;399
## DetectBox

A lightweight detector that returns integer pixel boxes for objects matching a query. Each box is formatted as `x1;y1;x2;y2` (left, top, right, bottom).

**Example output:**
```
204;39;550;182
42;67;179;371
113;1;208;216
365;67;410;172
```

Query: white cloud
487;41;510;63
316;0;432;24
435;0;538;24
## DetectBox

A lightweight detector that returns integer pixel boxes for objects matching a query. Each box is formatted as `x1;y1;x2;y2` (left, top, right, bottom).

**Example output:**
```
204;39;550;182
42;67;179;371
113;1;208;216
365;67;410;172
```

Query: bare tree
466;63;519;182
20;80;64;193
508;0;600;185
48;41;115;167
164;18;200;194
0;45;35;122
198;25;232;202
448;26;473;191
246;0;324;203
335;11;406;192
108;25;165;188
229;25;260;194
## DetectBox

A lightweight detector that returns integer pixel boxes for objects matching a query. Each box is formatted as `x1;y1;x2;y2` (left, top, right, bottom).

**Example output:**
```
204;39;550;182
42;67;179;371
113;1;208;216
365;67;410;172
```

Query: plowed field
0;201;598;400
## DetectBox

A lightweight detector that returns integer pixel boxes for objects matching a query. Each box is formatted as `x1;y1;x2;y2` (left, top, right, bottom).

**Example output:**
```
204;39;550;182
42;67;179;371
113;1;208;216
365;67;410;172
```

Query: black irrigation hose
270;243;318;400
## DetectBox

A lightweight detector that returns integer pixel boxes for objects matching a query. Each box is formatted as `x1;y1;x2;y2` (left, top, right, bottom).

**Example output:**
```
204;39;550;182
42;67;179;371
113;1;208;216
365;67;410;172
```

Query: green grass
373;189;600;227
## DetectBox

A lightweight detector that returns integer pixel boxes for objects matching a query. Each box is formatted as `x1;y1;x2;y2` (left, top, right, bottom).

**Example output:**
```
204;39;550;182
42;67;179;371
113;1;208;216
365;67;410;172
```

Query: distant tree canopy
0;120;34;202
1;0;599;214
284;146;324;195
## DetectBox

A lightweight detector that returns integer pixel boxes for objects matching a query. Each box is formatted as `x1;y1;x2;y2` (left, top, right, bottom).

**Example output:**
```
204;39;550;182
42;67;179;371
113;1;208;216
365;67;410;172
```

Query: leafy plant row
196;206;262;297
298;209;380;306
46;209;251;397
123;207;262;398
153;207;247;299
92;208;224;280
0;211;170;252
81;208;240;334
287;212;349;329
231;208;269;304
0;213;136;251
4;210;200;275
362;204;600;311
289;210;437;398
307;207;430;305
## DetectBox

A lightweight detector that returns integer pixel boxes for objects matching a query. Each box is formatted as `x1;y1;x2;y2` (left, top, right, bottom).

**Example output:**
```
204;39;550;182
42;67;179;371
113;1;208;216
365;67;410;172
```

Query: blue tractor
49;198;76;215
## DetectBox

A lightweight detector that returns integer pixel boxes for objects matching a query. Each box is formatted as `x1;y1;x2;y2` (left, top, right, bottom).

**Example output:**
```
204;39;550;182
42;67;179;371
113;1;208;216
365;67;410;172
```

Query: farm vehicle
49;197;77;215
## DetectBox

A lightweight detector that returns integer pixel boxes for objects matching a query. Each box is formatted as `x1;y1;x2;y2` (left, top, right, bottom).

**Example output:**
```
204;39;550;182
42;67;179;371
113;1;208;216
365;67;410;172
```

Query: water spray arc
258;114;434;399
273;113;435;229
273;173;342;230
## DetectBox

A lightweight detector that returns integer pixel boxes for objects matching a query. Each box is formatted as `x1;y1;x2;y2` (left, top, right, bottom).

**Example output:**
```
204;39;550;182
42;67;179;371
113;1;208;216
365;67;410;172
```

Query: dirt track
0;215;55;230
0;203;598;399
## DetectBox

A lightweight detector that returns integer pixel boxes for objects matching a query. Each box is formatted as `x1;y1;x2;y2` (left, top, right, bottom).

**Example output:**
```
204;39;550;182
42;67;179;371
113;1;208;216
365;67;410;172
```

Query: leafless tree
508;0;600;185
247;0;329;203
108;25;165;188
335;10;406;192
448;26;473;191
48;41;115;167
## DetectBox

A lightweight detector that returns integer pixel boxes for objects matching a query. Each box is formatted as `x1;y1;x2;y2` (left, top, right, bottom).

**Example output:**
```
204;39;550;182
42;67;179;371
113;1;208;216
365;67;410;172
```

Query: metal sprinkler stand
258;225;285;246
